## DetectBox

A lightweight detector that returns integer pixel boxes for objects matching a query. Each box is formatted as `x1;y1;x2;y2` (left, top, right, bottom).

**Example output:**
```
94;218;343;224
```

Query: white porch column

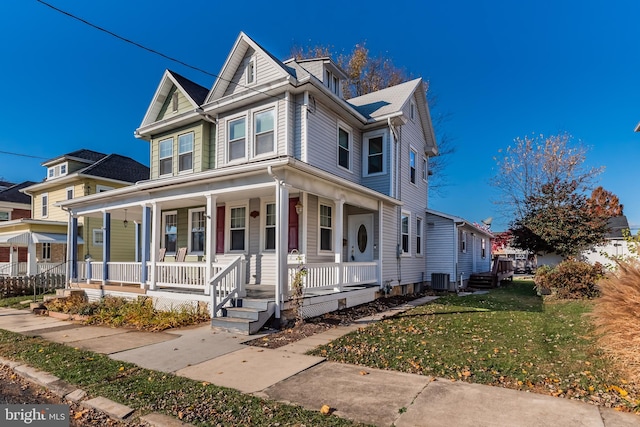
334;199;345;291
9;245;17;276
140;205;151;289
102;211;111;288
205;194;217;296
150;202;160;291
300;192;308;258
27;240;37;276
378;200;384;288
275;181;289;320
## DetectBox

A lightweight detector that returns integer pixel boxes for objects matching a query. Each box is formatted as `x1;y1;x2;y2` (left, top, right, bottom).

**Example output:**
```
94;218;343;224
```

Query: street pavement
0;299;638;427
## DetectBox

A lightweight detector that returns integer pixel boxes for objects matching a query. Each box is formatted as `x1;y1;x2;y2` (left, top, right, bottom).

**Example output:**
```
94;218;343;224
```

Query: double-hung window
163;211;178;253
230;207;246;251
93;229;104;246
42;243;51;261
338;125;350;170
319;204;333;251
254;109;274;155
401;212;410;255
365;134;384;175
228;117;246;161
41;193;48;218
189;208;205;253
159;138;173;176
265;203;276;250
409;148;417;184
66;187;73;200
0;211;8;221
416;217;422;255
178;133;193;172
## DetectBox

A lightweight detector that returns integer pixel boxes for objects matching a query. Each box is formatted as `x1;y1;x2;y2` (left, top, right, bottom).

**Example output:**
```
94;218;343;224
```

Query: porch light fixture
295;201;303;215
123;209;128;228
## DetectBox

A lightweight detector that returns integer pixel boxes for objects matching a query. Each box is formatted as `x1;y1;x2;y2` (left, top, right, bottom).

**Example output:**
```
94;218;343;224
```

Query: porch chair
157;247;166;262
176;247;187;262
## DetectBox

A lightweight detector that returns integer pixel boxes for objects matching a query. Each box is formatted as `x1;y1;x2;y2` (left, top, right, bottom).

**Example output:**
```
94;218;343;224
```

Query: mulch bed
244;290;438;349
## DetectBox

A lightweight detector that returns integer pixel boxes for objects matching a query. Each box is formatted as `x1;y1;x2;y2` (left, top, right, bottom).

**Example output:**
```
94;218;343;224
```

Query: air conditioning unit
431;273;450;291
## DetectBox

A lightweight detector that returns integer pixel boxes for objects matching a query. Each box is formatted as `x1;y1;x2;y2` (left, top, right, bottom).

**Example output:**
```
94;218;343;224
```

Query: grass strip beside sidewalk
311;280;640;412
0;329;364;426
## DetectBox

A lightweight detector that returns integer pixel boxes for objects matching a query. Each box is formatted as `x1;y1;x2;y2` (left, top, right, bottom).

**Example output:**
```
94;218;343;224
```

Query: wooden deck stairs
468;257;514;289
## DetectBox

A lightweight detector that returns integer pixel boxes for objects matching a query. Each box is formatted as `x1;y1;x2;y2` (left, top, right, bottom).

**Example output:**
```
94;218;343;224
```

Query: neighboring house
425;209;493;289
581;215;637;267
59;32;439;329
0;181;35;274
0;149;148;277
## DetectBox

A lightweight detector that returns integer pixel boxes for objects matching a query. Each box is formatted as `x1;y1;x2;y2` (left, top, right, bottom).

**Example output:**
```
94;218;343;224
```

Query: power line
35;0;294;106
0;150;47;160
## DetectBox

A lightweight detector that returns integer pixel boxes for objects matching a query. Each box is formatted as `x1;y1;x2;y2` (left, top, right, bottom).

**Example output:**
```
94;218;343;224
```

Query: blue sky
1;1;639;232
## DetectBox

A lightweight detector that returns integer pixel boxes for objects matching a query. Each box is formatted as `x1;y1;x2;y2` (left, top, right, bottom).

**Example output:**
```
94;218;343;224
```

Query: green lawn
0;329;364;426
311;280;640;412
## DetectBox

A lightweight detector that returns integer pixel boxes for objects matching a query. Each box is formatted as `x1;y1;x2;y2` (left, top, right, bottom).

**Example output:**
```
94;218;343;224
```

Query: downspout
389;118;402;285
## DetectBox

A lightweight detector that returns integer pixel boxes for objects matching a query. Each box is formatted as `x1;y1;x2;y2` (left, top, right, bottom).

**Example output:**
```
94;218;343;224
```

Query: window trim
159;137;174;176
96;185;114;193
337;121;352;171
401;211;411;256
410;100;416;121
172;91;179;112
226;115;247;163
318;201;334;253
227;203;248;253
409;147;417;185
481;238;487;259
162;210;178;254
246;56;256;85
188;207;205;254
253;107;276;158
66;186;74;200
178;132;194;173
41;193;48;218
416;216;423;256
0;211;9;221
92;229;104;246
41;242;51;261
261;198;276;252
363;130;386;177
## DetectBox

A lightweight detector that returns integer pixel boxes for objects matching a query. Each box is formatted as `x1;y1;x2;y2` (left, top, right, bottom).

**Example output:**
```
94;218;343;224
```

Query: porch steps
211;298;275;335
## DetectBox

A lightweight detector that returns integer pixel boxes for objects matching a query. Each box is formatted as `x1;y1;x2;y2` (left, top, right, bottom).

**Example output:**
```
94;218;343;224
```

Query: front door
347;214;374;262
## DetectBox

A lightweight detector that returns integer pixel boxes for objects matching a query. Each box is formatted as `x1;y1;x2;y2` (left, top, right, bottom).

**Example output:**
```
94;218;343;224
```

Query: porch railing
108;262;142;284
286;261;378;294
37;262;66;276
155;262;206;292
210;256;244;317
1;262;62;276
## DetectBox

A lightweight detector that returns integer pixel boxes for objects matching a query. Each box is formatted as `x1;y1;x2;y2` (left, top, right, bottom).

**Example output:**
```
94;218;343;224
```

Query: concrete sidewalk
0;302;638;426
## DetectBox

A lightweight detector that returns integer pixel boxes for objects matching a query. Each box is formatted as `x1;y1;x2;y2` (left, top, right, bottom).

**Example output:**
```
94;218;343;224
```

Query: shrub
44;294;99;315
591;260;640;384
534;259;604;299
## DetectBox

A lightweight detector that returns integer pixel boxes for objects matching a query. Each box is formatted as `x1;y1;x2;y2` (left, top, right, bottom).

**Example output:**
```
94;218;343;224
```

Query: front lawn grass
0;294;52;309
311;280;640;412
0;329;363;426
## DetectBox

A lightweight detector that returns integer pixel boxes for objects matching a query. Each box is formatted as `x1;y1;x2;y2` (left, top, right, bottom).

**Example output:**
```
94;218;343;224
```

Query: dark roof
0;181;36;204
81;154;149;183
0;180;15;189
607;215;630;239
43;149;107;165
168;70;209;105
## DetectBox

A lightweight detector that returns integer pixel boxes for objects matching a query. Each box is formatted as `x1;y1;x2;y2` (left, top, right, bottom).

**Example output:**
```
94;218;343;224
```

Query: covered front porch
61;160;397;325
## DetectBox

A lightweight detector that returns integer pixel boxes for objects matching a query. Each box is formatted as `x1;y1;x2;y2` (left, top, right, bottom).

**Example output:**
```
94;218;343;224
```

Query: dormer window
46;162;68;180
246;57;256;85
325;70;340;96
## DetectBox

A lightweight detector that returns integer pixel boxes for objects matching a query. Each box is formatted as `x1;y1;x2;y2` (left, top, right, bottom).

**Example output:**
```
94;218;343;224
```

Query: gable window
364;134;384;175
66;187;74;200
401;212;410;255
230;206;246;251
460;230;467;253
246;57;256;84
41;193;48;218
319;204;333;251
228;117;246;161
416;217;422;255
41;243;51;261
172;91;179;112
254;109;275;155
409;148;417;184
162;211;177;253
159;138;173;176
178;132;193;172
265;203;276;250
93;229;104;246
188;208;205;253
410;101;416;121
422;158;428;182
338;125;351;170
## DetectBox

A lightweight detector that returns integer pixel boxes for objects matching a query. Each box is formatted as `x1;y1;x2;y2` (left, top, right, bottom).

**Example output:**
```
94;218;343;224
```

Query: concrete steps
210;298;275;335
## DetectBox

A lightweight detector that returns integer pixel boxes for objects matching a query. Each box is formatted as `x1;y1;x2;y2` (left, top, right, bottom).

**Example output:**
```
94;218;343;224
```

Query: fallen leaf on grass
320;404;332;415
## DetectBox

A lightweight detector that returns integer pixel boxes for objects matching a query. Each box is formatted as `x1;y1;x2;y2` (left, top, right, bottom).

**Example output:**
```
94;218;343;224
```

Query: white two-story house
59;32;439;332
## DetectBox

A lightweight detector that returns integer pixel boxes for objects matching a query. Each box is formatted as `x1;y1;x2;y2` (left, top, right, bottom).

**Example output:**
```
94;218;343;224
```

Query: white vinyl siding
222;48;283;98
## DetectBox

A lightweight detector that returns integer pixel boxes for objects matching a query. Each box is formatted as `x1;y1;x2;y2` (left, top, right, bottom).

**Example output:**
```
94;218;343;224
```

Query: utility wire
0;150;47;160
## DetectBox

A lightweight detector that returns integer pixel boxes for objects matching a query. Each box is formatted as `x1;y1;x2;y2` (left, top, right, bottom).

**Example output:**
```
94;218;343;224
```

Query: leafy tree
588;186;624;217
510;180;610;257
290;42;455;195
492;133;603;219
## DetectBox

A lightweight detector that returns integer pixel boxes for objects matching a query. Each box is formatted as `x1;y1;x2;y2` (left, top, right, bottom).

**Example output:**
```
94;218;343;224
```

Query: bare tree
290;42;455;195
492;133;603;220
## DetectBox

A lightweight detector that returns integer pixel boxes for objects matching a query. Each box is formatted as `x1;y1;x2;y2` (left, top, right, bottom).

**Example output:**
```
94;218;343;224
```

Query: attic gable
140;70;209;128
206;32;295;103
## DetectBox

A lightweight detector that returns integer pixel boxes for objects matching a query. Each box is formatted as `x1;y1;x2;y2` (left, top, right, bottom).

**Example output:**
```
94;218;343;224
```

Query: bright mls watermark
1;405;68;426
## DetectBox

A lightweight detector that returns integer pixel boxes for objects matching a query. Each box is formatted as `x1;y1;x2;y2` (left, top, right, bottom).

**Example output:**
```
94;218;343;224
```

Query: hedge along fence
0;274;66;298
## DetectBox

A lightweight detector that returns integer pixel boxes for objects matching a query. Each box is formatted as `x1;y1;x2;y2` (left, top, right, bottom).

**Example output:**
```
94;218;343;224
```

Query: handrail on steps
209;256;244;318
